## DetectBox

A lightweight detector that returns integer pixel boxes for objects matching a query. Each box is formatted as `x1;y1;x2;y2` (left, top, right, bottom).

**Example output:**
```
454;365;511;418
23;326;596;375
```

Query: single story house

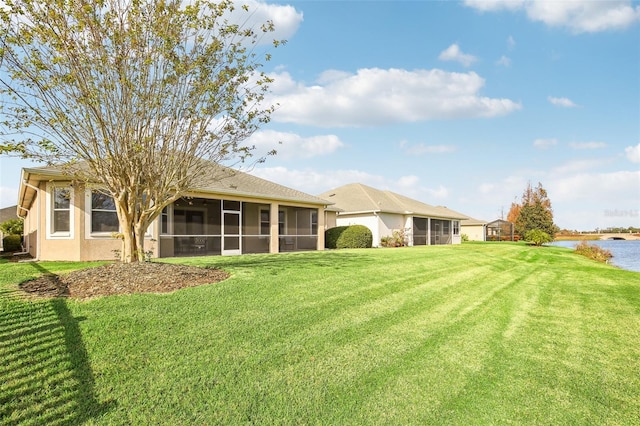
0;205;18;252
0;205;18;224
460;217;487;241
318;183;469;247
17;163;333;261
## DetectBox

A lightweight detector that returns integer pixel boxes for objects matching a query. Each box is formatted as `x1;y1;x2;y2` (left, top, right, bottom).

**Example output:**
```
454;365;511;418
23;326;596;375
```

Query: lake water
550;240;640;273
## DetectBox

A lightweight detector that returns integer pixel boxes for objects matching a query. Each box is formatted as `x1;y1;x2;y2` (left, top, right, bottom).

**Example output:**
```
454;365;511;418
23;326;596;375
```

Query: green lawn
1;243;639;425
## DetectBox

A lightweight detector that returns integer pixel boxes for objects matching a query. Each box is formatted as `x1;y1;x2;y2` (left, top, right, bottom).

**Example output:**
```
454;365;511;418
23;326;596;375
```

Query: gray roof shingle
319;183;469;220
20;162;332;207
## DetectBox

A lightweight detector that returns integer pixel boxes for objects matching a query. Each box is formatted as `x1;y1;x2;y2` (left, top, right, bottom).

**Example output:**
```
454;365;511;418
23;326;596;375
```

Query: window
91;191;119;233
52;187;71;233
259;208;270;235
311;210;318;235
161;207;169;235
278;210;286;235
453;220;460;235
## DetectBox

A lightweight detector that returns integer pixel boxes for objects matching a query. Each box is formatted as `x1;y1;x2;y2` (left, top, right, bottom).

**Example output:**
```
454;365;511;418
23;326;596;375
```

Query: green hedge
2;234;23;252
325;225;372;249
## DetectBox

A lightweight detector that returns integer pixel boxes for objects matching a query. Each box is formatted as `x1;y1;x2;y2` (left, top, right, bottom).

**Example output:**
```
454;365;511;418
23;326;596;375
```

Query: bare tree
0;0;282;262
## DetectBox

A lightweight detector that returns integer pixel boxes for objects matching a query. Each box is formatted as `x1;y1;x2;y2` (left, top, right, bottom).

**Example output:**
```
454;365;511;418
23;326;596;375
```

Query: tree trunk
115;199;140;263
121;228;138;263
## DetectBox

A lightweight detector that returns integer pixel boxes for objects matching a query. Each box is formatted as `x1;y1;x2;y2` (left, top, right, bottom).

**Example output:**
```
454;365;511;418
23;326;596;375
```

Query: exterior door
222;201;241;255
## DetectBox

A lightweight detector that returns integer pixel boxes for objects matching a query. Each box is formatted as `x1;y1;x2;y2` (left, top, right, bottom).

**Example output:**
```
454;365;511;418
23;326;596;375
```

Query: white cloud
267;68;521;127
403;143;456;155
568;141;607;149
244;130;344;160
550;170;640;201
507;35;516;49
548;96;579;108
250;167;450;201
496;55;512;67
533;138;557;149
234;1;303;44
552;158;608;175
438;44;478;67
250;167;391;195
625;143;640;163
464;0;524;12
465;0;640;33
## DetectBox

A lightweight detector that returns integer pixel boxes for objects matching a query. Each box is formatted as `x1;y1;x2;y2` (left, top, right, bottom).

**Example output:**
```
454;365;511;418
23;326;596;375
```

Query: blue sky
1;0;639;231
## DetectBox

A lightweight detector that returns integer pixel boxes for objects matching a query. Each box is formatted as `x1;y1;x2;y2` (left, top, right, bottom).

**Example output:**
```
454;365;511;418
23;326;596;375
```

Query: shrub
2;234;23;252
325;226;348;249
336;225;372;249
574;241;613;263
380;229;408;247
524;229;553;246
0;218;23;236
461;234;469;242
325;225;373;249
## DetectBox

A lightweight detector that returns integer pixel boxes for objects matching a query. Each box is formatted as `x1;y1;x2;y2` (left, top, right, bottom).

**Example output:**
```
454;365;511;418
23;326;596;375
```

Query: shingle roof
0;205;18;223
318;183;469;220
461;217;487;226
192;165;331;205
19;162;332;208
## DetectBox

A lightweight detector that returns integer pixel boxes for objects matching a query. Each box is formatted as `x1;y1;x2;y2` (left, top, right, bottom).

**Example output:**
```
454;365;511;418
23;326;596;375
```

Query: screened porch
158;197;319;257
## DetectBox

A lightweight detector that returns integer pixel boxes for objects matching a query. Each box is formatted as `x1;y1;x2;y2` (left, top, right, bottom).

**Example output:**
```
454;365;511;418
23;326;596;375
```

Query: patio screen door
222;201;241;255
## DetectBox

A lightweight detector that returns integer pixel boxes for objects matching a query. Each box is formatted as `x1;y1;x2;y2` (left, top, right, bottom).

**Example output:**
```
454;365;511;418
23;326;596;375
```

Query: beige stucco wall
461;224;485;241
26;181;325;261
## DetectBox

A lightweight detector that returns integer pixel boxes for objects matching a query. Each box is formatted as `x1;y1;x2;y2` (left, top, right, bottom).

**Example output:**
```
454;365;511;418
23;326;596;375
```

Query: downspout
16;181;41;261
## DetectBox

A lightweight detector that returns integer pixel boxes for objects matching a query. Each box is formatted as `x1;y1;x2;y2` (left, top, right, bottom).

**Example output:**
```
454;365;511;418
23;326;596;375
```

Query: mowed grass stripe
1;244;639;424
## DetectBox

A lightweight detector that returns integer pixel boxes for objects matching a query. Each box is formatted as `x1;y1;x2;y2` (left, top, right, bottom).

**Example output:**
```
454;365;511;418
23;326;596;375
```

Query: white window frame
161;206;171;235
259;207;270;235
84;189;155;239
46;183;74;239
453;220;460;236
85;190;119;238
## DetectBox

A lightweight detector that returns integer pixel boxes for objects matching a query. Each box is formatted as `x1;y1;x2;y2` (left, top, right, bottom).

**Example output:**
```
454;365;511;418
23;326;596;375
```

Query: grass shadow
0;262;114;425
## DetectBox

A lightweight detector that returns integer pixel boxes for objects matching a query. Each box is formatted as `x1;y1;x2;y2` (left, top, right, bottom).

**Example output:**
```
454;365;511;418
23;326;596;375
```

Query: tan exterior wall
461;224;485;241
324;211;337;229
29;184;325;261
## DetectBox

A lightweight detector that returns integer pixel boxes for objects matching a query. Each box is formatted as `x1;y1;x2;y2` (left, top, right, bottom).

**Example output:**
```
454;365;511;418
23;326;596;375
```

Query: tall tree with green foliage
0;0;283;262
509;182;559;238
0;218;23;236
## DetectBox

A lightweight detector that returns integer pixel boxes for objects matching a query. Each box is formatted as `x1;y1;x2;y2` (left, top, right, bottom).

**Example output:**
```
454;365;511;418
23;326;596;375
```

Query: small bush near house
524;229;553;246
336;225;373;249
325;226;349;249
0;218;24;236
574;241;613;263
461;234;469;242
2;234;23;252
380;229;408;247
325;225;373;249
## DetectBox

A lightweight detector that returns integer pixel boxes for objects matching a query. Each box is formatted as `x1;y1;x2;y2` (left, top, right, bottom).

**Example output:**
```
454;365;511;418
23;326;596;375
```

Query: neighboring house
319;183;469;247
0;205;19;253
17;163;333;261
485;219;515;241
461;217;487;241
0;205;18;224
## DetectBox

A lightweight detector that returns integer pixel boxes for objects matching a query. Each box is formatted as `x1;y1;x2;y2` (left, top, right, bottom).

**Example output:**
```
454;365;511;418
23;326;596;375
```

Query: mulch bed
18;262;230;300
